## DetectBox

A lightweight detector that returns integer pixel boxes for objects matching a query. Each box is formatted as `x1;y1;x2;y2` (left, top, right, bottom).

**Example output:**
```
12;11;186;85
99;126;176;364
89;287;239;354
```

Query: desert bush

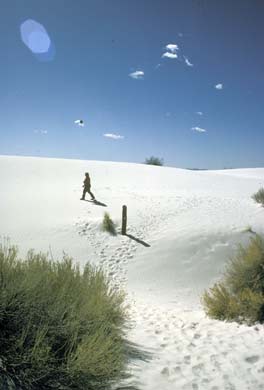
144;156;164;166
0;242;128;389
202;235;264;324
242;225;256;235
102;212;117;235
252;187;264;206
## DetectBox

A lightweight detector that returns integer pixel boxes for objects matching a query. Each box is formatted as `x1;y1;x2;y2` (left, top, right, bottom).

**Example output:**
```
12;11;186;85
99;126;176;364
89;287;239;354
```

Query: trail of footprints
75;194;187;287
75;220;140;289
124;302;264;390
76;194;264;389
97;238;138;288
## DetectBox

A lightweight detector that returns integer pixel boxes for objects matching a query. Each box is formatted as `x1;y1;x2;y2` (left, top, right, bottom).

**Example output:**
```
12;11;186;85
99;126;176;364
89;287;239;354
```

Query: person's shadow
83;199;107;207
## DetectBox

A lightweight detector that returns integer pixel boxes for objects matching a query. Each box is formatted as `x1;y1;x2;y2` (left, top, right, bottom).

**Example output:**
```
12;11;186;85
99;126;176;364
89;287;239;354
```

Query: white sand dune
1;155;264;390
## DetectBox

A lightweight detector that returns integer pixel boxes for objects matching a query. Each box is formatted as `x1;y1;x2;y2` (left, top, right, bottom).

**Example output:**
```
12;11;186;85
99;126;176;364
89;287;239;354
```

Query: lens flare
20;19;55;61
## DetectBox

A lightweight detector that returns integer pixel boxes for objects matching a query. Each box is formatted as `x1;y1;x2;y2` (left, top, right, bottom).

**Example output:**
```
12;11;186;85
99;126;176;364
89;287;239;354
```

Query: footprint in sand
161;367;170;376
210;354;221;369
223;383;236;390
245;355;260;364
184;355;191;364
192;363;204;376
173;366;182;374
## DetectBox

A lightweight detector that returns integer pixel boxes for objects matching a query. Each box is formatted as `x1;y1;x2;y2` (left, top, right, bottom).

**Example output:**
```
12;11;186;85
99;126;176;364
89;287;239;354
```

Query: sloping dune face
0;155;263;283
1;155;264;390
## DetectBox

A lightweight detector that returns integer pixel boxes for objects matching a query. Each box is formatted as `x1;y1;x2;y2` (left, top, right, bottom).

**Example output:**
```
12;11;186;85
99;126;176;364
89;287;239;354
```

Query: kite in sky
74;119;84;127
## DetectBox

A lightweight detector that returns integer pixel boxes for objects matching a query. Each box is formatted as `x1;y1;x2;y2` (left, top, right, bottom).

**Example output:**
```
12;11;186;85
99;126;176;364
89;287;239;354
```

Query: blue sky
1;0;264;169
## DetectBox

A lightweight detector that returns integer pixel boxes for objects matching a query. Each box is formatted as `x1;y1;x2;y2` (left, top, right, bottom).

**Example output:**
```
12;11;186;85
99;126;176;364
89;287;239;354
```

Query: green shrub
252;188;264;206
0;242;128;389
202;235;264;324
144;156;164;166
102;213;117;235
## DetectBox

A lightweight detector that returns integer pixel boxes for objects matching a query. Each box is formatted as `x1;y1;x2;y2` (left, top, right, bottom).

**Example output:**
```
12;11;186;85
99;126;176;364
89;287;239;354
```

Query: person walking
80;172;95;201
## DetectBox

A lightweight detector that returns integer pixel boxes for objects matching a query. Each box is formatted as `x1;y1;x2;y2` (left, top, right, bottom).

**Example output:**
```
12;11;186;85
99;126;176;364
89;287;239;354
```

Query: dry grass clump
102;212;117;235
252;188;264;206
0;242;128;389
202;235;264;324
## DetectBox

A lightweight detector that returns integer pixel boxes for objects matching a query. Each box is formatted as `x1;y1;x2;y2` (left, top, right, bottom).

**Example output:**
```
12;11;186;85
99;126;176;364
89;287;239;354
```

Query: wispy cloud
215;83;223;90
129;70;144;79
183;56;193;67
166;44;179;53
191;126;206;133
196;111;203;116
162;52;178;59
103;133;124;140
34;129;48;134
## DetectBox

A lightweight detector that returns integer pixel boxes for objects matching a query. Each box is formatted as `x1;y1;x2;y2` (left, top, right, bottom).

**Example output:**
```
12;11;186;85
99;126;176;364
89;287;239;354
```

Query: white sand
1;155;264;390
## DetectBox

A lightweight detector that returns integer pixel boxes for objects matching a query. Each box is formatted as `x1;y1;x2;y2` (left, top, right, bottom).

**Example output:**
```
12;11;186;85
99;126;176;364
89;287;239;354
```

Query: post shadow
125;233;151;247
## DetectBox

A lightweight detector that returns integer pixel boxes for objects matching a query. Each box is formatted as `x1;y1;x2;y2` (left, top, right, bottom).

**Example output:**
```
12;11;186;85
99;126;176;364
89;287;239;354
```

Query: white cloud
196;111;203;116
103;133;124;140
34;129;48;134
215;83;223;90
162;43;179;59
166;44;179;53
129;70;144;79
184;56;193;67
162;52;178;59
191;126;206;133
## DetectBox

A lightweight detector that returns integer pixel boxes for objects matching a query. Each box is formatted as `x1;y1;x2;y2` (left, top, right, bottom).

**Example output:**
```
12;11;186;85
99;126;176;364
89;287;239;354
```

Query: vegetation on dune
102;212;117;236
0;242;128;389
252;187;264;206
242;225;257;235
202;235;264;325
144;156;164;166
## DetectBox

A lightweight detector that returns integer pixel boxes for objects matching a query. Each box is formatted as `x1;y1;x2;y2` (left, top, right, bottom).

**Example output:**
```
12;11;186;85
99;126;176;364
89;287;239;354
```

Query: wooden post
121;205;127;235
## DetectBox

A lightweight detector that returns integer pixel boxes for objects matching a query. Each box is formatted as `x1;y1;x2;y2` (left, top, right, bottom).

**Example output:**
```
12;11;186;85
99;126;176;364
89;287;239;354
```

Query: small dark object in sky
74;119;84;127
